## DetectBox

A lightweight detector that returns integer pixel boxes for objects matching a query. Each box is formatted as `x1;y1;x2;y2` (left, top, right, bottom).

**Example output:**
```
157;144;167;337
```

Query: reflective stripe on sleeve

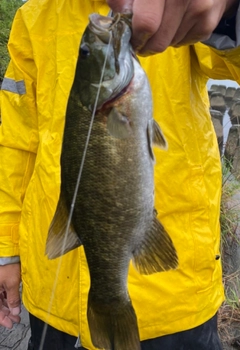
0;256;20;265
1;78;26;95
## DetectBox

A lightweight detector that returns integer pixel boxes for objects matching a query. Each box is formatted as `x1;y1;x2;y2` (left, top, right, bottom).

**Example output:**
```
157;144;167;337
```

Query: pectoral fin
133;211;178;274
45;191;81;259
147;119;168;152
107;107;132;139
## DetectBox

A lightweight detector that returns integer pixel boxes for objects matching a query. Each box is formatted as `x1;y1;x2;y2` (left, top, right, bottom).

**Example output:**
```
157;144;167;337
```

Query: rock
210;109;223;155
210;84;219;92
229;101;240;125
234;88;240;100
224;126;240;178
216;84;227;96
210;92;227;113
225;87;237;108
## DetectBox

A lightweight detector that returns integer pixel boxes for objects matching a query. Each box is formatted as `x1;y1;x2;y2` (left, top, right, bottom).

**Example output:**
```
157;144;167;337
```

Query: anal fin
45;191;81;259
133;211;178;274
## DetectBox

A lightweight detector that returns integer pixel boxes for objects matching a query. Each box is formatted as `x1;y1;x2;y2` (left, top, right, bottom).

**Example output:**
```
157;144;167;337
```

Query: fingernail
10;306;21;315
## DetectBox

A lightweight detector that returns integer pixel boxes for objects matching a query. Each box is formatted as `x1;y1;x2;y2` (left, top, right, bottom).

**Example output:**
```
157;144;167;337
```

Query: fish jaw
76;13;134;110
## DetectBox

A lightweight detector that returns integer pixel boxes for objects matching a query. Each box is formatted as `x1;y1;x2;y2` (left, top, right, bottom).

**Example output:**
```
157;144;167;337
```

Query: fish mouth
87;13;134;111
89;14;113;44
89;13;113;29
89;13;133;75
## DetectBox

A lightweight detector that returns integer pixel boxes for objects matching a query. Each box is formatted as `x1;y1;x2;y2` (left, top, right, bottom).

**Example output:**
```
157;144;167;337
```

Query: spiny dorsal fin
132;211;178;274
45;191;81;259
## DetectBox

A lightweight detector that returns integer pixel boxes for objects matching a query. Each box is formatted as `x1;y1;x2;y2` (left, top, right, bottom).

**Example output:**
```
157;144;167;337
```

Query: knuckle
200;30;213;41
201;33;212;41
7;296;20;307
191;0;214;14
202;0;215;12
140;36;169;55
155;40;168;53
134;12;160;36
200;16;219;37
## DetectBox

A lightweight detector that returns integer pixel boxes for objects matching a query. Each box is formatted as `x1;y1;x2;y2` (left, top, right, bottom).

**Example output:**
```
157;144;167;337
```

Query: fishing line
39;30;113;350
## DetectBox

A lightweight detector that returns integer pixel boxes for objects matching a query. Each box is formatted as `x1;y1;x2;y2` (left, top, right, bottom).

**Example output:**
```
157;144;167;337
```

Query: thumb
9;306;21;316
6;286;21;315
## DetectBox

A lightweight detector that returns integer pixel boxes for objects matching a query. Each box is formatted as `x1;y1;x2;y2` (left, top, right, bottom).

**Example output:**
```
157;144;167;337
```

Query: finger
171;2;223;46
5;285;21;308
9;305;21;316
173;29;211;48
106;0;133;13
0;299;20;318
131;0;166;51
1;304;21;324
0;313;20;328
137;0;190;54
8;313;21;324
6;294;21;312
170;14;198;47
0;296;21;326
0;316;13;329
4;284;21;311
0;308;13;329
1;297;8;308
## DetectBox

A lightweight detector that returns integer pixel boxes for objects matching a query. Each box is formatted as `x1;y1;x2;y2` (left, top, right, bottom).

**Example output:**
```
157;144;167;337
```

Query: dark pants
28;312;223;350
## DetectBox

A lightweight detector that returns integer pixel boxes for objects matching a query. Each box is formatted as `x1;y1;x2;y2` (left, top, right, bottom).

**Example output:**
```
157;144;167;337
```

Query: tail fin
87;295;140;350
133;213;178;274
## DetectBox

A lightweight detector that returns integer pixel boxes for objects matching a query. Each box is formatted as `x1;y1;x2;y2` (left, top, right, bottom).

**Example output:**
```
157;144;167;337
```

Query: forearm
0;146;36;257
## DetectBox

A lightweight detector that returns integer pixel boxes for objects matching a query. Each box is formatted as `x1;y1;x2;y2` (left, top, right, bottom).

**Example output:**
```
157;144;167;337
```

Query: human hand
0;263;21;328
107;0;239;54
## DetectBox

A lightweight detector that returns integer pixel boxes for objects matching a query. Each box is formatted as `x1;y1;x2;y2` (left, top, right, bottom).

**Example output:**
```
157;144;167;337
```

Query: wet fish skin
46;13;178;350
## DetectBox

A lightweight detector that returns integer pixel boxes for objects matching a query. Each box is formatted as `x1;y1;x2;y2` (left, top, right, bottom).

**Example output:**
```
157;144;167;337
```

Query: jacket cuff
0;224;20;257
203;4;240;50
0;256;20;265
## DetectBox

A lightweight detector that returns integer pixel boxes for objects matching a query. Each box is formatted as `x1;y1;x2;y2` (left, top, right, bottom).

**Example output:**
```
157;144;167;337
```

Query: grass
218;271;240;348
221;158;240;246
0;0;23;82
218;157;240;348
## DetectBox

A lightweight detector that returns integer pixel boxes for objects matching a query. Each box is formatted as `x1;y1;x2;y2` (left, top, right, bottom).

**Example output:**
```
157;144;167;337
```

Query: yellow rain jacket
1;0;240;348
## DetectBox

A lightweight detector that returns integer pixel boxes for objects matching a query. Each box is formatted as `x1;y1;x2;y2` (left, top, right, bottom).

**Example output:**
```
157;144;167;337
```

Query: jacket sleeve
0;8;38;258
194;5;240;83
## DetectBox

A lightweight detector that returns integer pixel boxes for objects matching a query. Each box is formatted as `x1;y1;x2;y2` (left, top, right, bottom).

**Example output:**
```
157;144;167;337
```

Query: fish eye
80;44;90;58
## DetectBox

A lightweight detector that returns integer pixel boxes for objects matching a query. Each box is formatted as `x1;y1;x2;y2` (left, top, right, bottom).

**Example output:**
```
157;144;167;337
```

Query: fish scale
46;13;178;350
